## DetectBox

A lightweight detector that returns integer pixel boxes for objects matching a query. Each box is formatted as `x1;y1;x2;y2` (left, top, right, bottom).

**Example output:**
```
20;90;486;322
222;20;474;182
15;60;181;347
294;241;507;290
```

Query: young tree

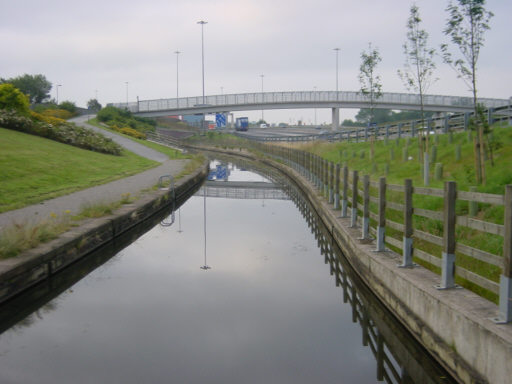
0;74;52;104
397;4;437;184
441;0;493;184
358;43;382;125
87;99;102;111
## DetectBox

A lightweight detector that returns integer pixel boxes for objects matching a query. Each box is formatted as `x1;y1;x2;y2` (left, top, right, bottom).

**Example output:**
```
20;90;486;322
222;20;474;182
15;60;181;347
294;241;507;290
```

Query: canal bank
0;159;209;305
186;144;512;384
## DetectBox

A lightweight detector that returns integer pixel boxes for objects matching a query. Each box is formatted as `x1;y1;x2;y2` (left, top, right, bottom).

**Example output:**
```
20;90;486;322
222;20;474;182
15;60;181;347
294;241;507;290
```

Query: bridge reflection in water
285;183;455;384
196;180;289;200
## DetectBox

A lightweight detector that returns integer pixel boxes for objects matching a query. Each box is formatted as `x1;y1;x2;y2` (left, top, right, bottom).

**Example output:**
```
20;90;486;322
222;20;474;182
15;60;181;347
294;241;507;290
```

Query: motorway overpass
110;90;509;129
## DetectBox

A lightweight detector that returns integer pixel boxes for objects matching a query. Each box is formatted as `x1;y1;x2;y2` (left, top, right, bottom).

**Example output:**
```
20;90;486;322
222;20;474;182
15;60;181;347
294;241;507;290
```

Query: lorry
235;117;249;131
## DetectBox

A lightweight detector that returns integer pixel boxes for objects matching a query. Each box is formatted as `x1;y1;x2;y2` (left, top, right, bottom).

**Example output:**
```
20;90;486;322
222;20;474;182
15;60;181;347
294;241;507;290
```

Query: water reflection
0;157;455;384
284;182;455;383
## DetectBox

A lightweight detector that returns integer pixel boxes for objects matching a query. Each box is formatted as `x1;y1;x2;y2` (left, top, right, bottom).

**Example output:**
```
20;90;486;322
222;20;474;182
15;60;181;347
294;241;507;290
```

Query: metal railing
109;91;509;114
236;104;512;143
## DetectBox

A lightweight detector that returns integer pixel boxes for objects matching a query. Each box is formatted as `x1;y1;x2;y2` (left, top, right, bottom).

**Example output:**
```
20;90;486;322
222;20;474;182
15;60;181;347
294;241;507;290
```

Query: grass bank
0;127;158;213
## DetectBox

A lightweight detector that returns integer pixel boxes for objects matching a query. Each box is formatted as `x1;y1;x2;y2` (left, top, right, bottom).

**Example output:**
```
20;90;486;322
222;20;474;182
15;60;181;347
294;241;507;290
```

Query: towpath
0;115;188;231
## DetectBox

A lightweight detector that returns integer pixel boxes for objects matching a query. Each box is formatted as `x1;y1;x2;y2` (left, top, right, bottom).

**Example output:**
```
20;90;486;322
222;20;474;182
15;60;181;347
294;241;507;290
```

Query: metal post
361;175;370;239
385;125;390;141
400;179;414;267
444;115;449;134
334;163;340;210
398;123;402;139
497;185;512;322
351;170;358;227
323;159;328;197
376;177;386;251
342;166;348;217
438;181;457;289
411;121;416;137
464;112;470;131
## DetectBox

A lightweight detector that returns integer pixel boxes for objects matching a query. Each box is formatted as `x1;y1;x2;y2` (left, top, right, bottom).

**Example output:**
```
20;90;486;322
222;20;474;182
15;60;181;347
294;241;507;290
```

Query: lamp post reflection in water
200;187;211;270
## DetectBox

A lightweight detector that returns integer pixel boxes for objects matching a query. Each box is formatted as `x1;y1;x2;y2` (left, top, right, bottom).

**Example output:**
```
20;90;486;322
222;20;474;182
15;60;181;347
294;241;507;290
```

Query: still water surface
0;160;454;383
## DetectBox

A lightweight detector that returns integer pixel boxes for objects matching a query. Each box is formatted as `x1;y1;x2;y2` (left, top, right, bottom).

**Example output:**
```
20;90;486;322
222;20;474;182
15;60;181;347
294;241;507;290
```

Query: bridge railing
110;91;509;114
254;142;512;323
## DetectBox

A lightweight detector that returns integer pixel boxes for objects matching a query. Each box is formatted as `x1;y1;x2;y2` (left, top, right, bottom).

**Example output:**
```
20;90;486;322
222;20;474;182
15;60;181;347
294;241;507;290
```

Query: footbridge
110;90;509;129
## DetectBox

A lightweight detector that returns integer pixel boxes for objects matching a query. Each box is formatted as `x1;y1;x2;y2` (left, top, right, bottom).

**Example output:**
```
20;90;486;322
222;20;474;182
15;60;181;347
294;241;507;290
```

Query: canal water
0;159;455;383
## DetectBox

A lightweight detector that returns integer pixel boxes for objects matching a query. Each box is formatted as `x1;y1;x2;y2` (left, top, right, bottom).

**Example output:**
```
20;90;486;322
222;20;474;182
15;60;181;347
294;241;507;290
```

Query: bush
59;100;77;114
41;108;74;119
0;109;122;155
97;105;155;133
119;127;146;139
30;110;66;125
0;84;30;115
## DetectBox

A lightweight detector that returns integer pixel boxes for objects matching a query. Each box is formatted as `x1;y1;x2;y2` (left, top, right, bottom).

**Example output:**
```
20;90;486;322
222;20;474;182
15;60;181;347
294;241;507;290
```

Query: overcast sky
1;0;510;124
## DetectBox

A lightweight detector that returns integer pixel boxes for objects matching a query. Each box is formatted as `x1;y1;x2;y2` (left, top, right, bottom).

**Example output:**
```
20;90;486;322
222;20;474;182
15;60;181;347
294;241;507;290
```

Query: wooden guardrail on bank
252;142;512;323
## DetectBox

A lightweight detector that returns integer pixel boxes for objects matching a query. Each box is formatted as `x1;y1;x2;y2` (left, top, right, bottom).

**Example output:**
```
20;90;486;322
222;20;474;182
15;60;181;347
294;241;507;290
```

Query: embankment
0;160;209;305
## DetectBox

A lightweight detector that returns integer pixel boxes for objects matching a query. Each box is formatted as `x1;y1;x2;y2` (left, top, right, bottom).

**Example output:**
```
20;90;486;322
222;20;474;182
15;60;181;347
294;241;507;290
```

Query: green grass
0;127;159;213
292;124;512;303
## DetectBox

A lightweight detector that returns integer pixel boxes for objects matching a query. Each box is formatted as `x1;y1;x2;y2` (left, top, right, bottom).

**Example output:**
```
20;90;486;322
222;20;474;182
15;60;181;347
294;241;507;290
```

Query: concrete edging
193;145;511;384
0;159;209;305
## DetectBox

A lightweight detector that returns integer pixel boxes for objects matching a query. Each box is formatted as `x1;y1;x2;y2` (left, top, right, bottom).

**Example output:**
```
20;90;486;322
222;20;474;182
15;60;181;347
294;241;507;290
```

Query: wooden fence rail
257;142;512;323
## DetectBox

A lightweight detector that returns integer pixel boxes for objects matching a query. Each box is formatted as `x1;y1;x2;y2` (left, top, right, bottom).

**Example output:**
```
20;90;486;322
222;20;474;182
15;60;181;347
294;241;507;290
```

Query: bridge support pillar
331;108;340;131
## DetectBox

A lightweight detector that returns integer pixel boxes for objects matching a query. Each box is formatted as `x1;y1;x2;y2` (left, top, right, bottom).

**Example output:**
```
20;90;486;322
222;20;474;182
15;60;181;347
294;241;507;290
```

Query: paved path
0;117;188;231
71;115;169;163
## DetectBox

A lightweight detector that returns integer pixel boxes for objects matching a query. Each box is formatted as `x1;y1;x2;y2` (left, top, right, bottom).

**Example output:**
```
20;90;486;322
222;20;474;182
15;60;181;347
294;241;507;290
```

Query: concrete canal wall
0;160;209;305
192;145;512;384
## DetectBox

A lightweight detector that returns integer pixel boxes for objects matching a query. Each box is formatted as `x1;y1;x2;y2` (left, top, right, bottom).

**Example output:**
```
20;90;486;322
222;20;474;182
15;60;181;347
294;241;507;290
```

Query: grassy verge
0;127;158;213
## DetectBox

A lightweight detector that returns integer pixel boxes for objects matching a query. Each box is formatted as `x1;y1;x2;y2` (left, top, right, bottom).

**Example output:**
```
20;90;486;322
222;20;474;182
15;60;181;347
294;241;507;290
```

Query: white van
259;123;268;128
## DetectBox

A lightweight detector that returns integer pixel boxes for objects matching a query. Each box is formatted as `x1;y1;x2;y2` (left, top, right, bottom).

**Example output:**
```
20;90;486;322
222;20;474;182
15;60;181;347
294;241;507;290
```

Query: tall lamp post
174;50;181;102
56;84;62;105
197;20;208;105
334;48;340;99
125;81;129;106
260;74;264;121
313;86;317;126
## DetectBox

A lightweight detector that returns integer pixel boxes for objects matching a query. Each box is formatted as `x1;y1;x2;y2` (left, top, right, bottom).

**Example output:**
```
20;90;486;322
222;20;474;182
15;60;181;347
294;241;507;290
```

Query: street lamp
197;20;208;105
314;86;317;126
125;82;129;106
174;50;181;103
334;48;340;99
260;74;264;121
56;84;62;105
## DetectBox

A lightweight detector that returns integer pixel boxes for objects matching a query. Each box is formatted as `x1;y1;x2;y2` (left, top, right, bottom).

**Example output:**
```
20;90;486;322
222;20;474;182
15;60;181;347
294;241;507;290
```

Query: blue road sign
216;113;226;128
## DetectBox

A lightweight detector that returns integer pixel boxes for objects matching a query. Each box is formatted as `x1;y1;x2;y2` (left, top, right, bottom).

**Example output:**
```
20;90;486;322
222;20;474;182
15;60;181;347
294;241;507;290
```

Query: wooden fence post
400;179;414;267
329;162;334;204
498;184;512;322
376;177;386;251
324;159;329;197
342;166;349;217
438;181;457;289
334;163;341;210
351;170;359;227
361;175;370;239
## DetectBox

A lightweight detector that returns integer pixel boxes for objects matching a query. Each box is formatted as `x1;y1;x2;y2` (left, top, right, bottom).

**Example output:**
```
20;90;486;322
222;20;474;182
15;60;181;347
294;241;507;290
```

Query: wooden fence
256;143;512;323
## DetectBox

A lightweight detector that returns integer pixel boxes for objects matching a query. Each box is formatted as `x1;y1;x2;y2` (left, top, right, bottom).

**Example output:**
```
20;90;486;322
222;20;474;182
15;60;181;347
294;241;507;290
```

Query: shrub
59;100;77;114
119;127;146;139
30;110;66;125
41;108;74;120
0;109;122;155
0;84;30;115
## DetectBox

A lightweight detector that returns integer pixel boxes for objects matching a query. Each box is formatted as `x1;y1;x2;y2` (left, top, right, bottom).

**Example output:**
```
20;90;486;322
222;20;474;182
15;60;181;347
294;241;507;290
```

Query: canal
0;158;455;383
